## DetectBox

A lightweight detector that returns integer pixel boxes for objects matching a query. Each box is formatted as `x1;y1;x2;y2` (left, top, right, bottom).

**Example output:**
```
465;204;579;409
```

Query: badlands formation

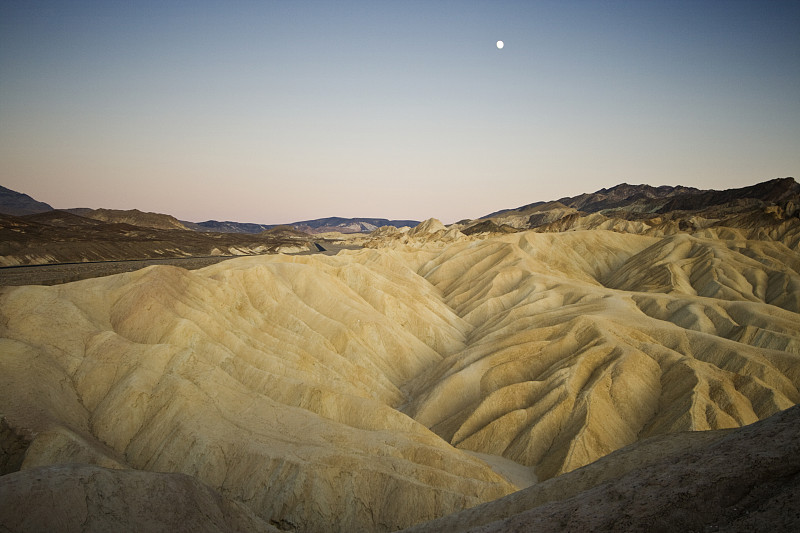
1;179;800;531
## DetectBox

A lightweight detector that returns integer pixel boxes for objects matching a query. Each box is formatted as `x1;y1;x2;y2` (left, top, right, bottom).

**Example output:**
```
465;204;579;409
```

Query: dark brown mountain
473;178;800;245
181;219;274;233
66;207;191;230
259;225;314;239
0;186;53;216
185;217;420;234
22;210;105;227
288;216;421;234
653;177;800;213
483;177;797;221
559;182;703;213
1;185;419;235
0;211;315;267
461;220;518;235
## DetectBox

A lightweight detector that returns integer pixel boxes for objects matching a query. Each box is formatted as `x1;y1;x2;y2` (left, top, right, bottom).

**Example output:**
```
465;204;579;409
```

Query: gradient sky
1;1;799;224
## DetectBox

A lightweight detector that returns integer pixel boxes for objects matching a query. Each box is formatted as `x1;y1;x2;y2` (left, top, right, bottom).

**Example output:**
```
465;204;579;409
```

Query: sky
1;0;799;224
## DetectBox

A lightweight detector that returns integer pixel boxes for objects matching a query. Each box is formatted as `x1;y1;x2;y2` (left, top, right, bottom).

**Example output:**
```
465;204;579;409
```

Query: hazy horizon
2;1;799;225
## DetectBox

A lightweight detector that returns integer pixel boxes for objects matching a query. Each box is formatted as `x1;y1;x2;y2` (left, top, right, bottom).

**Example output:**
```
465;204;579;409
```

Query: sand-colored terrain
1;212;798;530
0;247;516;531
405;404;800;532
401;230;799;481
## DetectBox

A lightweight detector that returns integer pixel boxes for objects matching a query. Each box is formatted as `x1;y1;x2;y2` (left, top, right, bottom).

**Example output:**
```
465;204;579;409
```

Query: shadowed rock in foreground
0;464;277;533
404;405;800;532
2;406;797;532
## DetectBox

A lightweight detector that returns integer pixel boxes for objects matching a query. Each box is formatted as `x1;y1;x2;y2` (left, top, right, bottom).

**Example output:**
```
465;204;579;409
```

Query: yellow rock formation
1;226;798;531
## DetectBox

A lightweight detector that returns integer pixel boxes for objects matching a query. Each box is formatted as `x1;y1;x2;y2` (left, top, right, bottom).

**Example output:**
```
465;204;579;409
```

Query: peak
762;176;798;189
409;218;446;235
0;185;54;216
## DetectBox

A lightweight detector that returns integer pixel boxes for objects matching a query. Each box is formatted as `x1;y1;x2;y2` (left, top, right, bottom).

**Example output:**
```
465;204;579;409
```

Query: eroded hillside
1;218;798;530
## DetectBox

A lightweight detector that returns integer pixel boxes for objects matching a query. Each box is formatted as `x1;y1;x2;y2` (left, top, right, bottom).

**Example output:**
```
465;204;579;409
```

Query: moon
496;40;504;49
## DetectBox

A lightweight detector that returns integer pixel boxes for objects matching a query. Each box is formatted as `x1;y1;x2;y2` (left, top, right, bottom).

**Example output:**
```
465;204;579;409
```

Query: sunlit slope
0;253;513;533
400;231;800;480
1;228;799;530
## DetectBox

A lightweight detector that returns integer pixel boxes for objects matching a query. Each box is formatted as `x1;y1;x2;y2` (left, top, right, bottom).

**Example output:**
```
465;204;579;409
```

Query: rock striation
469;177;800;250
0;250;515;532
404;404;800;533
1;222;798;530
1;179;799;531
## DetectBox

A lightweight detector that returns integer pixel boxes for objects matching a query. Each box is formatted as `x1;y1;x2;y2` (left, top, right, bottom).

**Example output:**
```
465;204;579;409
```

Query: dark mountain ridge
0;186;53;216
482;177;797;221
654;177;799;213
21;210;105;227
290;216;420;234
183;216;421;234
0;210;316;267
562;182;704;213
182;220;273;233
66;208;190;230
471;177;799;237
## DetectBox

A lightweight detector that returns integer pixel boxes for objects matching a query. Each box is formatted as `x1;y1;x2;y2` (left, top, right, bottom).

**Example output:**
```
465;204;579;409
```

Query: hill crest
0;186;53;216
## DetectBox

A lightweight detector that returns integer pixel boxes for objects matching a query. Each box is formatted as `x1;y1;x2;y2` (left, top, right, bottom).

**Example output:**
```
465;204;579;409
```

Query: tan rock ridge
401;231;799;481
0;250;513;532
0;227;798;530
366;218;466;248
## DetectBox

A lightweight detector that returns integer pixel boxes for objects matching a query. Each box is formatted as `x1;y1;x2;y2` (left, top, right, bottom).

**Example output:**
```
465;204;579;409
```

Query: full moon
496;40;504;49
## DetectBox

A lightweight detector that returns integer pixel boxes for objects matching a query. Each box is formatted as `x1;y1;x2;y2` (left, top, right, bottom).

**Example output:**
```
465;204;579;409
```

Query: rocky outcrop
0;464;278;533
0;185;53;216
404;405;800;533
1;226;798;530
67;208;191;231
0;212;314;266
472;178;800;245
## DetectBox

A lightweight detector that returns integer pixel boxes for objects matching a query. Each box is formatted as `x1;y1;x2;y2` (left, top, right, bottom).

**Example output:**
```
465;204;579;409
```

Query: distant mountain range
483;177;799;219
3;177;797;238
181;220;273;233
288;217;421;234
183;217;421;234
0;185;419;234
470;177;799;234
